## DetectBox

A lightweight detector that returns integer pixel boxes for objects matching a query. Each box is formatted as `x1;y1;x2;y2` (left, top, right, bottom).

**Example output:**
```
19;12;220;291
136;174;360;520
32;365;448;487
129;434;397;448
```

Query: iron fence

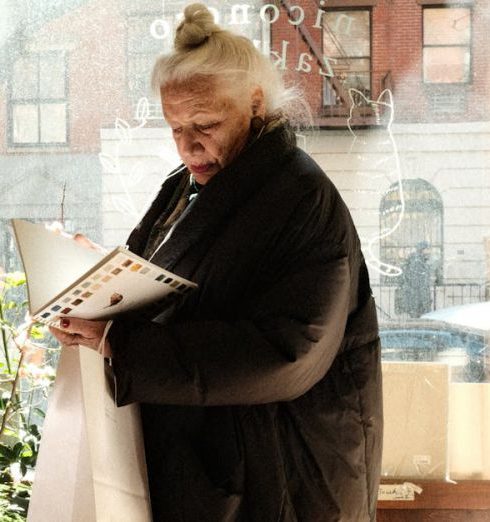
372;283;487;321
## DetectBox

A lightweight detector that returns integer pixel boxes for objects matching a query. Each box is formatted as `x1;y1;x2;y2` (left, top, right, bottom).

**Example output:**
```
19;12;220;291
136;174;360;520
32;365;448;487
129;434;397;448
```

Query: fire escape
280;0;392;127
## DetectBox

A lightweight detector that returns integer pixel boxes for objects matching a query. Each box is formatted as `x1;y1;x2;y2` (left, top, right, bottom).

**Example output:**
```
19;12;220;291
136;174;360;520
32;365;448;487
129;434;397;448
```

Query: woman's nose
179;128;204;155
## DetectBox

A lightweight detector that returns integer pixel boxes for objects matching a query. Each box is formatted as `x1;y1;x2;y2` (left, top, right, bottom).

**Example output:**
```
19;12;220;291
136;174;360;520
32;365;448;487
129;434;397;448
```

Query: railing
372;283;487;322
319;69;392;127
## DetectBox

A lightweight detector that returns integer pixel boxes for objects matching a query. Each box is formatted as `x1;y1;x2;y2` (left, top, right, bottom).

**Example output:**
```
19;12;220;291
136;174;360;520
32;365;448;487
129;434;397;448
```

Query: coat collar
130;123;296;272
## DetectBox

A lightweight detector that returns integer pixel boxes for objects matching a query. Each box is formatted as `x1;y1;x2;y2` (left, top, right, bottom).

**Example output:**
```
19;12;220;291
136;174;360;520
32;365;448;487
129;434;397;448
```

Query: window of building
380;178;443;287
423;6;472;84
127;14;173;118
9;51;68;146
322;9;371;106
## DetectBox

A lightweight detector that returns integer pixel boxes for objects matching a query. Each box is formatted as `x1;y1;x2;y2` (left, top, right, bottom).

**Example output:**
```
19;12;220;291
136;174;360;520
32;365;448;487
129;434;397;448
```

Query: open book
12;219;196;326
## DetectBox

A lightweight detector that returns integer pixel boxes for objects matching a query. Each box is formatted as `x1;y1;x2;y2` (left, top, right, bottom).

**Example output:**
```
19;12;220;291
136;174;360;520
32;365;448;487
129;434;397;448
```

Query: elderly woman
51;3;382;521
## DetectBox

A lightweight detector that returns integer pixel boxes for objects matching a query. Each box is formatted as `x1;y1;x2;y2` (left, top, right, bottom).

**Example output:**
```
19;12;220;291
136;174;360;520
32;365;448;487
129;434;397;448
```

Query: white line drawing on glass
347;88;405;277
98;98;150;218
99;96;181;219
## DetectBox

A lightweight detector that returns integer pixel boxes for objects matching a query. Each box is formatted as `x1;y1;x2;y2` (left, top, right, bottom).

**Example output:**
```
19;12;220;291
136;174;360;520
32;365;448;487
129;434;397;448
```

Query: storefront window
0;0;489;518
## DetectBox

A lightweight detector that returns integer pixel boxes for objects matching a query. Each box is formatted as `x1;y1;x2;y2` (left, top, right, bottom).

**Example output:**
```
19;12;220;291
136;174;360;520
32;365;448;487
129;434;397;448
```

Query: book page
12;219;105;314
12;219;196;323
34;248;195;323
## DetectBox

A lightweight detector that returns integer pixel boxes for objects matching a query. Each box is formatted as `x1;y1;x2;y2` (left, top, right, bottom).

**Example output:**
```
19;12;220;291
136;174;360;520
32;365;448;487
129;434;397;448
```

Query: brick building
269;0;489;126
266;0;490;315
0;0;132;265
0;0;488;316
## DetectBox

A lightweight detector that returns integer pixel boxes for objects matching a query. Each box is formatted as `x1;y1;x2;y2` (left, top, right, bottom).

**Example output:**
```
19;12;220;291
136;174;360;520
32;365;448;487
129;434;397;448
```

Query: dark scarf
127;121;297;271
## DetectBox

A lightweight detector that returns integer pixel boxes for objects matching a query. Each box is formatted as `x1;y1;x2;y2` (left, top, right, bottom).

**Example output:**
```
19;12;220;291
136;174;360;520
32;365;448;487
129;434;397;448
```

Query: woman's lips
189;163;214;174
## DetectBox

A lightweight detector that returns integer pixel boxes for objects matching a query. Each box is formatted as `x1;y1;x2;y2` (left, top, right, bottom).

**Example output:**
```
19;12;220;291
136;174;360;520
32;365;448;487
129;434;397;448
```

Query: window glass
39;53;66;98
423;7;472;84
12;56;38;99
323;10;370;57
127;14;172;105
322;10;371;105
40;103;67;142
424;7;471;46
12;104;39;143
10;51;68;145
0;0;489;512
423;46;471;83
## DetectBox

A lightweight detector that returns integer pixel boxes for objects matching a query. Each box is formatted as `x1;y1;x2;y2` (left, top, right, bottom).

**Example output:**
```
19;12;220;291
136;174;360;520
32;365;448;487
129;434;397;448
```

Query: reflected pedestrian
398;241;432;318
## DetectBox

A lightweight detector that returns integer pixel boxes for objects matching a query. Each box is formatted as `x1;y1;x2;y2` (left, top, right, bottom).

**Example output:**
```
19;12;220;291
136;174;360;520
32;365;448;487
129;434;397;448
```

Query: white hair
151;3;310;124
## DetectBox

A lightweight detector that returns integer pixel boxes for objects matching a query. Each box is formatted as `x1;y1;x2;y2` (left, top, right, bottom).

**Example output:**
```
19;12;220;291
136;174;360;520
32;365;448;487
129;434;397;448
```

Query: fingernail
60;318;70;329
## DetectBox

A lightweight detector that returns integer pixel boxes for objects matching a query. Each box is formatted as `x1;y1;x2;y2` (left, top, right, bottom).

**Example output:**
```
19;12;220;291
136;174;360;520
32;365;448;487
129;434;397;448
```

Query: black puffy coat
109;124;383;522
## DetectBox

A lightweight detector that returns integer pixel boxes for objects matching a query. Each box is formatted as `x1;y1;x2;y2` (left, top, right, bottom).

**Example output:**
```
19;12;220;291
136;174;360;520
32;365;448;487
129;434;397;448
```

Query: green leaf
3;273;26;287
0;444;14;460
19;443;30;456
29;325;45;340
13;442;24;458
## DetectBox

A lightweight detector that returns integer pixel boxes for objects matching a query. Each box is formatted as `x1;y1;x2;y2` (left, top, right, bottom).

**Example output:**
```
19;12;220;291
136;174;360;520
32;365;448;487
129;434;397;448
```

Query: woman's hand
49;318;112;358
46;222;107;254
72;233;107;254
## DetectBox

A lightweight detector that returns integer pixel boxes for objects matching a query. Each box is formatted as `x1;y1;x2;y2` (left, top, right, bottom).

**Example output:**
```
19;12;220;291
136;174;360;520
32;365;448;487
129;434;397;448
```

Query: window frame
321;6;372;108
422;5;473;85
8;50;69;148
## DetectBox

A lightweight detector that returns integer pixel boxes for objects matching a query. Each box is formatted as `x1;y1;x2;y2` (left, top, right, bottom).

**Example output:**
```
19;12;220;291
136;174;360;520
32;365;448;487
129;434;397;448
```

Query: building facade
0;0;488;319
267;0;490;316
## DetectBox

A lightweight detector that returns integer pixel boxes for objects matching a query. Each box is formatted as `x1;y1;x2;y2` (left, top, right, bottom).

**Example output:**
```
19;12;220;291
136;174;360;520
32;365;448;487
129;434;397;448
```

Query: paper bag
27;346;152;521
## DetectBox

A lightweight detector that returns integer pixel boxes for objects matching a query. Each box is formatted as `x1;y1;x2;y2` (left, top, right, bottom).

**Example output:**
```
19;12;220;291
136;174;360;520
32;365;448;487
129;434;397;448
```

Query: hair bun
174;3;219;51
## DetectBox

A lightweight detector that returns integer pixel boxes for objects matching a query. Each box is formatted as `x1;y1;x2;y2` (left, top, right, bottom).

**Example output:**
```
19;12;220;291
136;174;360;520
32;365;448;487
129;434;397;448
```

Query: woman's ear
250;86;266;119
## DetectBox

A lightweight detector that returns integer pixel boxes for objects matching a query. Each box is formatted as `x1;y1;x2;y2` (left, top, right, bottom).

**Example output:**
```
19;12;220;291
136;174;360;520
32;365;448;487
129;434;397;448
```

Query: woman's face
162;79;262;185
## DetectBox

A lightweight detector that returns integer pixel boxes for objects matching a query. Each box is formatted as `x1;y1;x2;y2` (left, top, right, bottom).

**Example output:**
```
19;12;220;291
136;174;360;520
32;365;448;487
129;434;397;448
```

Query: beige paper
11;219;196;324
449;383;490;479
381;361;450;479
27;347;152;521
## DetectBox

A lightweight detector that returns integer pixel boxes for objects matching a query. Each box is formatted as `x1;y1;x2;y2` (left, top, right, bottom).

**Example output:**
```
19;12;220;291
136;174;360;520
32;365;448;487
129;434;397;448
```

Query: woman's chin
188;165;219;185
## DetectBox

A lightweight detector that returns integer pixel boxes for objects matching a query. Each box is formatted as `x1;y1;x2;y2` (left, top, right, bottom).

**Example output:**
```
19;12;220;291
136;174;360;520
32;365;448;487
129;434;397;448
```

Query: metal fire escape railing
279;0;352;107
279;0;392;127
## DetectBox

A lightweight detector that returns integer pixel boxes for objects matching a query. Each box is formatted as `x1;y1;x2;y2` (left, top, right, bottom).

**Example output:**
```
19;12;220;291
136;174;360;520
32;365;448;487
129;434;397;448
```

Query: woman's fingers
73;233;107;254
49;318;111;356
45;222;107;253
49;324;80;347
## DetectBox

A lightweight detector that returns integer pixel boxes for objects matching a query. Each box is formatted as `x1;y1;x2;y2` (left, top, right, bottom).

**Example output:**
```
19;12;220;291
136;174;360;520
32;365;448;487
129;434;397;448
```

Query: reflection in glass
423;7;472;84
12;56;38;99
323;10;371;105
39;53;66;99
40;103;67;143
12;104;39;143
10;52;67;146
380;178;443;287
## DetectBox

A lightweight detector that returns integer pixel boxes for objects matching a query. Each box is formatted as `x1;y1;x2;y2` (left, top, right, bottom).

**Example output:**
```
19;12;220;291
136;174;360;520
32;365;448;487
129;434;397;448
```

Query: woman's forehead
163;77;221;101
162;81;238;115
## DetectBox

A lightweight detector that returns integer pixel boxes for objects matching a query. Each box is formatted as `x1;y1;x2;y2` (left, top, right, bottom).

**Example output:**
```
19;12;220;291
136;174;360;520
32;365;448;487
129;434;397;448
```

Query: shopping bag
27;346;152;521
